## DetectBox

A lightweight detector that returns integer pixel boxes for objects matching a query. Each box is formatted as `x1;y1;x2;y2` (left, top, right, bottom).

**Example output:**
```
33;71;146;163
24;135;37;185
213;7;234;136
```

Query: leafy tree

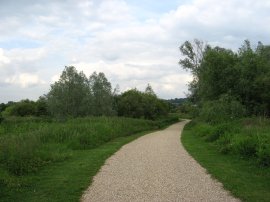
46;66;114;118
145;83;156;96
89;72;114;116
36;96;49;116
179;39;205;76
118;89;144;118
179;39;207;102
179;39;270;117
46;66;91;117
198;47;238;101
118;86;169;120
2;100;36;117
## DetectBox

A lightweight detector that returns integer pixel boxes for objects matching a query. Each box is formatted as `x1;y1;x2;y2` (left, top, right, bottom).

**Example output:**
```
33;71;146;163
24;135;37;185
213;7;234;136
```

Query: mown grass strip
181;122;270;202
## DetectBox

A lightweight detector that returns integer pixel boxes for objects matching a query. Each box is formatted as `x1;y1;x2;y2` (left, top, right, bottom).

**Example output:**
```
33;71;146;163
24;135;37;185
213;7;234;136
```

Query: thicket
117;86;169;120
180;39;270;119
187;118;270;167
179;40;270;167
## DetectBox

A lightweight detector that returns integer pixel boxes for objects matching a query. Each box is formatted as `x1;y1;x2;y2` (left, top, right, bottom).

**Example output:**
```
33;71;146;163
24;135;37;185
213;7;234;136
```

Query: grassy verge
1;131;152;202
0;116;179;201
181;120;270;202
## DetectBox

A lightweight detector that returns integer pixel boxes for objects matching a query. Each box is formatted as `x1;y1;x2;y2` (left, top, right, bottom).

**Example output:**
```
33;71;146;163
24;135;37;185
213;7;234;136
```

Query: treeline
180;39;270;122
179;39;270;167
0;66;169;120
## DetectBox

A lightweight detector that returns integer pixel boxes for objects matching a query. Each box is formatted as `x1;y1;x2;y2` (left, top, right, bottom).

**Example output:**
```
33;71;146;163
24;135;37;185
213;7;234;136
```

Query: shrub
232;136;258;158
257;146;270;166
199;94;246;124
216;133;233;154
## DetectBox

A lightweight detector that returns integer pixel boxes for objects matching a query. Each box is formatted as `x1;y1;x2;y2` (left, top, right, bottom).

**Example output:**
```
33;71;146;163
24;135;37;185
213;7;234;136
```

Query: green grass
0;116;179;201
182;120;270;202
0;131;151;202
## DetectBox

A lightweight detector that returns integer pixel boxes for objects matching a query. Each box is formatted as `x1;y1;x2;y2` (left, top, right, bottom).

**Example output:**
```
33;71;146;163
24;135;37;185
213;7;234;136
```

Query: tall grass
187;118;270;167
0;116;178;177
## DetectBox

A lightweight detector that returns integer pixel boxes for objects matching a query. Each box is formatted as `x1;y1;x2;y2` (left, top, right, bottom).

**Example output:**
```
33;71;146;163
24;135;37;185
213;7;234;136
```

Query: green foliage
0;114;3;123
199;94;246;124
2;100;36;117
179;39;270;117
186;118;270;167
182;121;270;202
117;86;169;120
0;116;177;176
1;99;49;118
89;72;114;116
46;66;92;118
46;66;115;118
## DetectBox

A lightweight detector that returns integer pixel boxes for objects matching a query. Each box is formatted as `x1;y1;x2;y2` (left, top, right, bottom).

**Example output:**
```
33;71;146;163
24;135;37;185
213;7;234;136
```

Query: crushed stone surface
82;121;240;202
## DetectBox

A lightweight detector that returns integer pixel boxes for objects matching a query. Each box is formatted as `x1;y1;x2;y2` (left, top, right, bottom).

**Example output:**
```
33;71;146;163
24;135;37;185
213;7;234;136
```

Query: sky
0;0;270;103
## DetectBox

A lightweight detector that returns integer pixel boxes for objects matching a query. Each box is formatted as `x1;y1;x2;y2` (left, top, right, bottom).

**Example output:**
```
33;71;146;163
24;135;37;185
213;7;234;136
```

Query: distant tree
36;96;49;116
89;72;114;116
2;99;36;117
118;86;169;120
46;66;91;117
112;84;120;115
145;84;156;96
118;89;144;118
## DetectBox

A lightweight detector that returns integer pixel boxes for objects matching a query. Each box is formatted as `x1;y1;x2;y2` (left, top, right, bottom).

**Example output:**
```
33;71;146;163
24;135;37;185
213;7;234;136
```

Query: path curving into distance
81;120;240;202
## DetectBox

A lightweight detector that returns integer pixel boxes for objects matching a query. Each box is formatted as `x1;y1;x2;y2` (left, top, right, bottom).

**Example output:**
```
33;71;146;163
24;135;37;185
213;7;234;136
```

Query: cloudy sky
0;0;270;103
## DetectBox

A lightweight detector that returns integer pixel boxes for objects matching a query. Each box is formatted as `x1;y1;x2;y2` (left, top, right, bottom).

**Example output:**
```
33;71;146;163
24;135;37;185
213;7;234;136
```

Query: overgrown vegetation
180;39;270;117
185;118;270;167
180;39;270;201
0;115;179;201
1;66;170;120
182;120;270;202
0;64;177;201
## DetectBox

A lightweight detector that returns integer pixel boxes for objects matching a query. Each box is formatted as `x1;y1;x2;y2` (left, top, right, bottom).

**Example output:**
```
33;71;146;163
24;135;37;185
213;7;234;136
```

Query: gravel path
81;121;240;202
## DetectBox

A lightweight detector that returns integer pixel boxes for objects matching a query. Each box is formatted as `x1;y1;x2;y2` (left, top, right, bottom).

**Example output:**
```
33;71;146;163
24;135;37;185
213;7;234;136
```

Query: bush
0;114;4;123
118;89;169;120
232;136;258;157
216;133;233;154
257;146;270;166
199;94;246;124
189;118;270;167
205;123;230;142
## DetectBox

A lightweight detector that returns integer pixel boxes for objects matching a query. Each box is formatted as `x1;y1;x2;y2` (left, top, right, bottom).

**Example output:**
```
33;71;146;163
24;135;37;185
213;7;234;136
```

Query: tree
179;39;206;77
118;89;144;118
89;72;114;116
36;96;49;116
198;47;238;101
117;86;169;120
2;100;36;117
179;39;207;102
46;66;91;117
179;39;270;117
145;84;156;96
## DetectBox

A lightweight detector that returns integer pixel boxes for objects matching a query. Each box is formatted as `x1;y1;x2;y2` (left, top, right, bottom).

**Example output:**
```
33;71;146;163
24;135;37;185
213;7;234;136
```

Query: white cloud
5;73;45;88
0;0;270;102
6;47;47;62
0;48;10;66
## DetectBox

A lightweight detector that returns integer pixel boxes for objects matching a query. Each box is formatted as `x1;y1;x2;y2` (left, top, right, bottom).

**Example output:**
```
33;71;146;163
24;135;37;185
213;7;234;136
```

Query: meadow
0;115;179;201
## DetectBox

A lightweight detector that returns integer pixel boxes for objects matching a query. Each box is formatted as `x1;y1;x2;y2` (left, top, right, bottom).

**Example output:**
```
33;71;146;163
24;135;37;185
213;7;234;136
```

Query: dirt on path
81;120;240;202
